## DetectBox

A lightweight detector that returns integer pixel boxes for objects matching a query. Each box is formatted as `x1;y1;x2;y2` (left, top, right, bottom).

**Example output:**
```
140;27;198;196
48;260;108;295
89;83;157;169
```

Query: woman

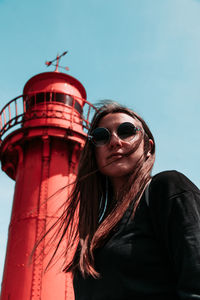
58;101;200;299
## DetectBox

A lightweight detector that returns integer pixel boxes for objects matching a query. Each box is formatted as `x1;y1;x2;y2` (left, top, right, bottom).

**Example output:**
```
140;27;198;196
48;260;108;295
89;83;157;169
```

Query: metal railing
0;92;96;140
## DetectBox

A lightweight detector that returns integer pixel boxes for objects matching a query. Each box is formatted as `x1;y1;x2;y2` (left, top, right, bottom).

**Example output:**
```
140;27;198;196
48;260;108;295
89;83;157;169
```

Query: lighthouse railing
0;93;96;140
0;95;25;139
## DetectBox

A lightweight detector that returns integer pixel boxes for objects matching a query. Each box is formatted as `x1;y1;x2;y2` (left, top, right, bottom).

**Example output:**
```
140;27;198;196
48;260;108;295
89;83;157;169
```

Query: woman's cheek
95;148;106;170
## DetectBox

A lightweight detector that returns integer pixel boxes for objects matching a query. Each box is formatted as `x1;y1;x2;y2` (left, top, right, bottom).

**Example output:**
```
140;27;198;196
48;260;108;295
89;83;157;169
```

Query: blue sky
0;0;200;283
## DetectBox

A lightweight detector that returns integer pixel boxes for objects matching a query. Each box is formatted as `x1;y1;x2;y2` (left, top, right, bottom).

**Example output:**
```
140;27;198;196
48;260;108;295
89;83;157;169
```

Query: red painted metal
0;71;95;299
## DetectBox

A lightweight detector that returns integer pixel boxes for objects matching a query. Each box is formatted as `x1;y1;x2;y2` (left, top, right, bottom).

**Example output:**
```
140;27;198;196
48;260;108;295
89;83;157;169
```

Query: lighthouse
0;53;95;300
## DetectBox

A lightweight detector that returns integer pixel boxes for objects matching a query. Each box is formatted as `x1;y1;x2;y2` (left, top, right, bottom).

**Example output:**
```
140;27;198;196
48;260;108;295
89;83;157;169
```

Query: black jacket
73;171;200;299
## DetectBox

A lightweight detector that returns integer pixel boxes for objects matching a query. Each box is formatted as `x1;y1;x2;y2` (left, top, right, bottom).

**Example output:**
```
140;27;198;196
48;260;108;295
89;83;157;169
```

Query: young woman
59;101;200;299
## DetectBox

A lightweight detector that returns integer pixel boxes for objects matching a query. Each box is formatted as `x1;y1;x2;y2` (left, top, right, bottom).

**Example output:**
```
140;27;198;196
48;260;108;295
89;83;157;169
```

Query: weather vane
45;51;69;72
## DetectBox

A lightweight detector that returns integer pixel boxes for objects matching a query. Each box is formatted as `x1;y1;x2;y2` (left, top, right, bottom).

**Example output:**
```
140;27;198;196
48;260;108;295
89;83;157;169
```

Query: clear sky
0;0;200;284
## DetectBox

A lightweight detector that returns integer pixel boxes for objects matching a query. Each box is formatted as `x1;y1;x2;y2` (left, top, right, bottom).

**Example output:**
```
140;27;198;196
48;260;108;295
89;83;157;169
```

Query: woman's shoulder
147;171;200;224
150;170;200;200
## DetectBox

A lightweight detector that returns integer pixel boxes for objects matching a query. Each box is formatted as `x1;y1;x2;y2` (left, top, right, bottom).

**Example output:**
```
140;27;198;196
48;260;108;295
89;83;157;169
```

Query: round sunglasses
88;122;141;146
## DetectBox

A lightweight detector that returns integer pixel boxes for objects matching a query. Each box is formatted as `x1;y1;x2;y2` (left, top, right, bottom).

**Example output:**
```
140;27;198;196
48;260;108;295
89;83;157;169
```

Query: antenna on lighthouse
45;51;69;72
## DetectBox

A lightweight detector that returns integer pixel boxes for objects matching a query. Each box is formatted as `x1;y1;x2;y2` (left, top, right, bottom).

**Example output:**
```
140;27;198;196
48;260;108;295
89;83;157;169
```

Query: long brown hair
51;101;155;277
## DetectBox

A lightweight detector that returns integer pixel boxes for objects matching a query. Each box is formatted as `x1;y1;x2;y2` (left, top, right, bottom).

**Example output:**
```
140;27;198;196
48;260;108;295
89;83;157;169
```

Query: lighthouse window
63;94;73;106
54;93;72;105
74;101;83;114
53;93;82;114
36;93;46;103
45;92;51;102
26;92;82;114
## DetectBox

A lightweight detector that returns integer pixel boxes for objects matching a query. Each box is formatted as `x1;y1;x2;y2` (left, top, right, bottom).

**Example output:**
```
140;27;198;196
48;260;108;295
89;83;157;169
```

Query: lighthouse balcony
0;92;95;140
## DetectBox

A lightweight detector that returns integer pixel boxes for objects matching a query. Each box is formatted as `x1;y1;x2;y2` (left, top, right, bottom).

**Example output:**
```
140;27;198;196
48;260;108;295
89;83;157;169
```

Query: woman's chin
100;165;132;179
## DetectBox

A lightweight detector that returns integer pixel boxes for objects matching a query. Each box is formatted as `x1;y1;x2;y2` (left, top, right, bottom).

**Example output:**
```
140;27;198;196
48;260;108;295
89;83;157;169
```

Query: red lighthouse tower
0;54;95;300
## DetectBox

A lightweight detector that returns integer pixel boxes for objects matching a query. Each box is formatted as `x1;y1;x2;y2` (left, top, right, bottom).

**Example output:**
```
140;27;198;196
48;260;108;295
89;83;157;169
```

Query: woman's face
94;113;152;188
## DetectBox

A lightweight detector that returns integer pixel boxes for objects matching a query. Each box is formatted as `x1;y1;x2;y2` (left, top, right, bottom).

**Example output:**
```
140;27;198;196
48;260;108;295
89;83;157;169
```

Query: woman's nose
108;133;122;148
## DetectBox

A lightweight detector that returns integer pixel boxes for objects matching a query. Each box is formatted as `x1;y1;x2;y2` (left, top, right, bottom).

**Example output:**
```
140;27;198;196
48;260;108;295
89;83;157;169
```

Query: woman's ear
146;139;154;158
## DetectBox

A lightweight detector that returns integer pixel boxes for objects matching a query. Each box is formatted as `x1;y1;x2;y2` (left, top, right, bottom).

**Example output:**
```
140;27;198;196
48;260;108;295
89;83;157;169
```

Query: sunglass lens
91;128;110;146
117;122;137;140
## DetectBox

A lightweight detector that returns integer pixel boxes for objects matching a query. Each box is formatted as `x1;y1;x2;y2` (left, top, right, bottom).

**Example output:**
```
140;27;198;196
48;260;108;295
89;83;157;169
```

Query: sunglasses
88;122;141;146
